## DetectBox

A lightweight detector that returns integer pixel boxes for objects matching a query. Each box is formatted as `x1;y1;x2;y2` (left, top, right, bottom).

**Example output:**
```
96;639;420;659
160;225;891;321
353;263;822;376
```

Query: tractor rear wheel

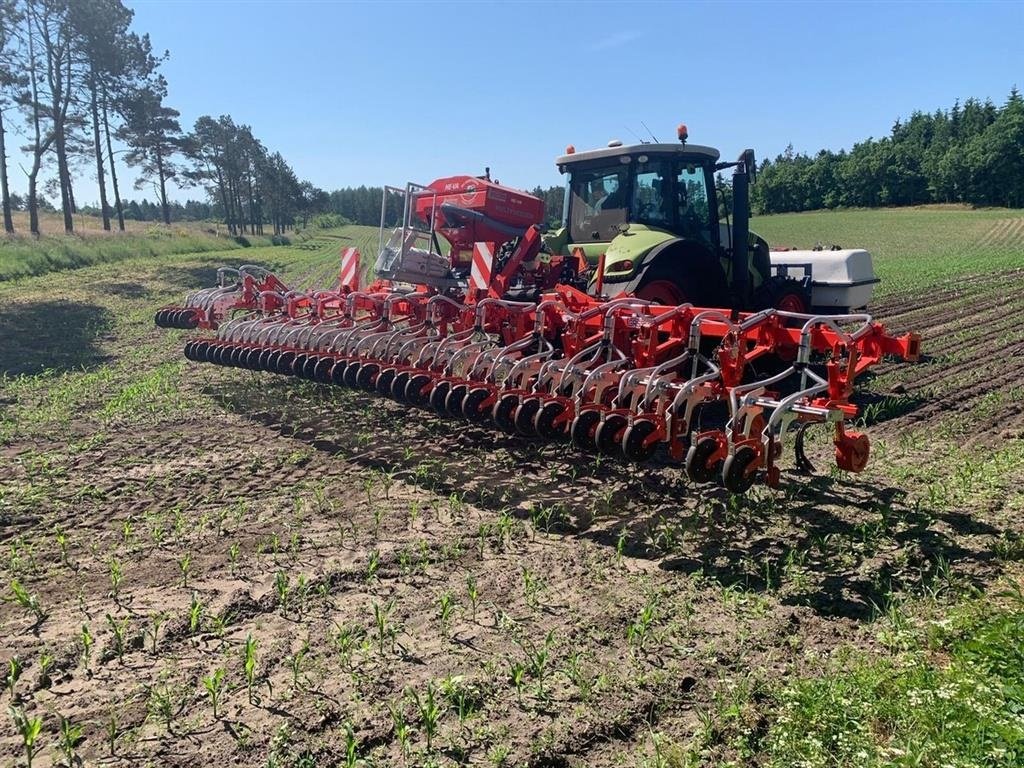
635;279;686;306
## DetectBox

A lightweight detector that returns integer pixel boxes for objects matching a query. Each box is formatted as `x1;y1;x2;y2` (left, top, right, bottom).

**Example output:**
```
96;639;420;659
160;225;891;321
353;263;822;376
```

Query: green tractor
544;126;874;314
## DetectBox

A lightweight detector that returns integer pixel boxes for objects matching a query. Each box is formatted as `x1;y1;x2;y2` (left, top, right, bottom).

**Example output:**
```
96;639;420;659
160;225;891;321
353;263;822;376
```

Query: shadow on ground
207;374;1016;624
0;300;114;376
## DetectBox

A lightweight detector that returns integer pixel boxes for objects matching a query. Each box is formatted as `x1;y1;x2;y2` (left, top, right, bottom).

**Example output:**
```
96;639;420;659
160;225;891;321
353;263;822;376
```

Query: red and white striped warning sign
339;247;360;289
470;242;494;291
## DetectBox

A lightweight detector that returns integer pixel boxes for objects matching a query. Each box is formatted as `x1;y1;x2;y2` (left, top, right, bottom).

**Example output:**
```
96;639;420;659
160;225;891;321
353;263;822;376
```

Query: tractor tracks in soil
867;268;1024;442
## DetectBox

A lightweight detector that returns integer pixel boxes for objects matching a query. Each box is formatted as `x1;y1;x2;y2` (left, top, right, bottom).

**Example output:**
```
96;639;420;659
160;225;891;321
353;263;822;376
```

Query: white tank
768;248;879;311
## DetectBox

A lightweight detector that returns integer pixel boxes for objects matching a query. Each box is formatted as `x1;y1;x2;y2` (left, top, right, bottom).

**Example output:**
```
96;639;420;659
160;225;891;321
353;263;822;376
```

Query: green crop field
0;209;1022;767
753;205;1024;295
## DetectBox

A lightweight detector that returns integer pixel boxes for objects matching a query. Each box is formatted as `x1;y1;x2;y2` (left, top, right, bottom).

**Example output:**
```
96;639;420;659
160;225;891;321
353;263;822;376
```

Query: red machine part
415;175;545;258
174;264;920;494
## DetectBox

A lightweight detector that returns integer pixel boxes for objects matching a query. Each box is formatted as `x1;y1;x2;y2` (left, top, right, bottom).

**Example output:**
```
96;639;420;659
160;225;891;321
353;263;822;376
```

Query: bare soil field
1;223;1022;766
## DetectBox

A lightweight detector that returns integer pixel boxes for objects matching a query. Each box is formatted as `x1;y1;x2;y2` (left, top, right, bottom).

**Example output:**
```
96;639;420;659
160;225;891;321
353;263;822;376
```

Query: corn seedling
178;553;192;588
616;526;628;563
79;624;94;668
106;613;131;662
7;579;45;626
341;721;360;768
389;700;411;762
438;592;455;638
440;675;480;726
202;668;226;719
520;631;555;699
121;519;134;549
243;634;258;703
37;652;54;689
274;570;290;612
103;707;122;755
58;715;83;767
287;640;309;690
188;592;204;634
108;556;123;599
6;656;22;700
521;566;544;609
627;594;660;651
8;705;42;768
147;681;184;735
466;573;479;622
412;681;443;753
331;623;362;671
373;599;397;657
228;542;240;574
366;550;380;582
54;528;70;567
508;659;526;706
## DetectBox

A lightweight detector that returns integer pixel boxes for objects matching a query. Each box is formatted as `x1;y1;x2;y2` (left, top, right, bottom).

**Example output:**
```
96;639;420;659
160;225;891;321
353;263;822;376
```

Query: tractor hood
601;225;676;280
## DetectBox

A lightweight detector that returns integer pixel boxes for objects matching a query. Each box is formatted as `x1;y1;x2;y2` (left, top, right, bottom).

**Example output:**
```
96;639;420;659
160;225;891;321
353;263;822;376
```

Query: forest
750;90;1024;214
0;0;319;236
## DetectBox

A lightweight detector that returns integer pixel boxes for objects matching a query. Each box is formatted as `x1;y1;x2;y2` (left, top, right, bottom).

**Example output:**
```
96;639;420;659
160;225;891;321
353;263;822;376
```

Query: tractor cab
550;132;774;308
561;141;720;249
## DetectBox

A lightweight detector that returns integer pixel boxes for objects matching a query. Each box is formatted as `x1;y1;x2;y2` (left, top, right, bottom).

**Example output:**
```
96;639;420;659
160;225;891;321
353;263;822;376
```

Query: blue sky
34;0;1024;205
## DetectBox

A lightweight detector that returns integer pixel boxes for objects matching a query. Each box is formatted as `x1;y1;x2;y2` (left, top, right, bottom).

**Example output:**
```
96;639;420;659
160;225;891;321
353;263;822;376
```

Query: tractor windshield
568;166;629;242
567;156;713;243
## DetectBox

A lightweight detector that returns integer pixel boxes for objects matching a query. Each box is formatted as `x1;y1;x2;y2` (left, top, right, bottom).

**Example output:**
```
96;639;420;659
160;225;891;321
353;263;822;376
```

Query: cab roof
556;142;720;169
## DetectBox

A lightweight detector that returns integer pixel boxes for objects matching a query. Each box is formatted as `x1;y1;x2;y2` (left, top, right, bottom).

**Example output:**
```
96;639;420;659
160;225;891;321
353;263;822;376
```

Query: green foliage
310;213;351;229
0;230;241;283
752;89;1024;213
8;705;43;768
233;235;251;247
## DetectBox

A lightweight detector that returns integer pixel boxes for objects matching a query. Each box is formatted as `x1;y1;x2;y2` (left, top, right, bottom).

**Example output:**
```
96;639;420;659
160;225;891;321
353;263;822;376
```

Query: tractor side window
676;164;711;242
569;167;628;242
633;161;672;228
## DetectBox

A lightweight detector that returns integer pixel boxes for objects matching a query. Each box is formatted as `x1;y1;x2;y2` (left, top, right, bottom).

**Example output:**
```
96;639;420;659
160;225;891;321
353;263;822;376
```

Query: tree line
0;0;324;236
752;89;1024;214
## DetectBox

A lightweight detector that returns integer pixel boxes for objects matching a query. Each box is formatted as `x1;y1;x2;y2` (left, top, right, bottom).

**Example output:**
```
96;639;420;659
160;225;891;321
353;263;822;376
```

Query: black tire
429;381;452;414
391;371;410;401
514;397;541;435
462;387;491;423
446;384;468;417
330;360;348;385
571;410;601;453
492;393;519;431
342;362;361;388
375;368;396;396
301;355;320;380
534;401;566;439
622;419;659;463
594;413;627;456
276;351;296;375
685;435;724;483
355;362;378;390
406;374;432;406
722;445;759;493
314;357;336;384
